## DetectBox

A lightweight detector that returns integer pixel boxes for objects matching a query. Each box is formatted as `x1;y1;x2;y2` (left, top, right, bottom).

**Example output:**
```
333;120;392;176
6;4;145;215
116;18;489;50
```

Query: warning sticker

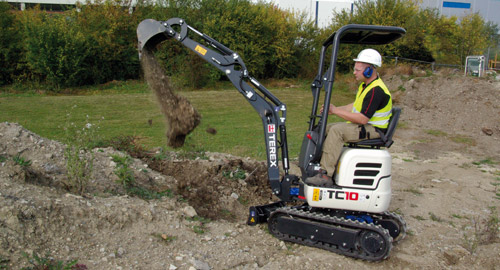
312;188;320;201
195;45;207;56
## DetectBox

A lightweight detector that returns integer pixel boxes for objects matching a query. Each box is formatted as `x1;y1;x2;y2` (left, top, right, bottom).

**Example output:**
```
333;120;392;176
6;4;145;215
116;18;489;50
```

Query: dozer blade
247;201;286;226
137;19;169;54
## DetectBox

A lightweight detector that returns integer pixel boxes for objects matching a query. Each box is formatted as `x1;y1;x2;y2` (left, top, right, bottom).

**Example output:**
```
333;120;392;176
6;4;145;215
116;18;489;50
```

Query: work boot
305;173;333;187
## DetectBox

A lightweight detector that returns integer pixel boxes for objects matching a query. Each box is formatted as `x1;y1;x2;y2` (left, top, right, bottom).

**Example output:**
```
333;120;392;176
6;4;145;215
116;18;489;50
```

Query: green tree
421;9;458;64
145;0;315;87
0;2;23;85
454;13;489;65
21;7;91;89
74;0;141;84
329;0;430;71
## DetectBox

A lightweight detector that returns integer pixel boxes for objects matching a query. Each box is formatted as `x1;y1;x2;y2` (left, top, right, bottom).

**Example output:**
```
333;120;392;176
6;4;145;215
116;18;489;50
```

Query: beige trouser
321;122;380;174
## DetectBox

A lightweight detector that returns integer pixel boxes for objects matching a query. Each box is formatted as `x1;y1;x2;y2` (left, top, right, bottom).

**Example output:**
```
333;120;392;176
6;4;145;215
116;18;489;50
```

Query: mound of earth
1;73;499;269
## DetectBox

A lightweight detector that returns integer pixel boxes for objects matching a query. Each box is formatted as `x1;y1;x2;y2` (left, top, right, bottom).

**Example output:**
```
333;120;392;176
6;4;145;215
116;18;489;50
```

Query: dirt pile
384;73;500;159
140;49;201;148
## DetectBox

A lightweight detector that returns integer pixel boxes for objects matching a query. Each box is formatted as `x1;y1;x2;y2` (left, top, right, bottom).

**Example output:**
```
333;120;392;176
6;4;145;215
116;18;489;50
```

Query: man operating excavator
307;48;393;187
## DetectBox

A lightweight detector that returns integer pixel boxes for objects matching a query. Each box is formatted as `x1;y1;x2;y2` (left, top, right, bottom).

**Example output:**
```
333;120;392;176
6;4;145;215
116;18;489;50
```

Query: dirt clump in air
140;49;201;148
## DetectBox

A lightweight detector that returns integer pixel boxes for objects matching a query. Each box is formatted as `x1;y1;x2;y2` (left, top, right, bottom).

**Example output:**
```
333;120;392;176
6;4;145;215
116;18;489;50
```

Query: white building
258;0;354;28
6;0;500;29
420;0;500;26
6;0;354;27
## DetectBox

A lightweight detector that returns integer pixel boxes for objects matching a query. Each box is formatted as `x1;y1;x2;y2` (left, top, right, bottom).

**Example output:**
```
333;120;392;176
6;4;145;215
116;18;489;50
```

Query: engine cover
304;148;392;213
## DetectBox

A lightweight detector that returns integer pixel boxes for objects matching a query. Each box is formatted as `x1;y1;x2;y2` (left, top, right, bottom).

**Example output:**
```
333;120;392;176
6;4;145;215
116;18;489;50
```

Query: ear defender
363;65;373;78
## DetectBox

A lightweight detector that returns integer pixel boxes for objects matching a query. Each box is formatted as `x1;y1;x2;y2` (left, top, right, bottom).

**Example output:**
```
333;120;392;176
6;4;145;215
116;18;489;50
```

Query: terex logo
267;124;275;133
267;124;277;167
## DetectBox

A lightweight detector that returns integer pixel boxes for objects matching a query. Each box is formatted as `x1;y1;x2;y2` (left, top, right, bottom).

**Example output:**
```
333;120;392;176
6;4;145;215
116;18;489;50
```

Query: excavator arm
137;18;298;200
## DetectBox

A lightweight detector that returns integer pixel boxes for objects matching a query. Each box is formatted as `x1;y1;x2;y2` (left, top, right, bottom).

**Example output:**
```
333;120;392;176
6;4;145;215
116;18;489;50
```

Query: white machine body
304;147;392;213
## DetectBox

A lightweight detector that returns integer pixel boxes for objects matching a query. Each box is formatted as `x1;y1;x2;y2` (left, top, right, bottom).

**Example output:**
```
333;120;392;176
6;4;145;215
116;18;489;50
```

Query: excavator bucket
137;19;169;55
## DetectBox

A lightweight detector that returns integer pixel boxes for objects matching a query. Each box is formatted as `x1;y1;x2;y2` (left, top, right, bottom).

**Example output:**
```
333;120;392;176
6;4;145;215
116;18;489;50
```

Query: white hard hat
353;48;382;67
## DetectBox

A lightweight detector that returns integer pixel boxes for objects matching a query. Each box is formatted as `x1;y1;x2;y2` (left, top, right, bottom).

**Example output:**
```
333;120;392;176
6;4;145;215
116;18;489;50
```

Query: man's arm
322;103;369;124
331;106;369;124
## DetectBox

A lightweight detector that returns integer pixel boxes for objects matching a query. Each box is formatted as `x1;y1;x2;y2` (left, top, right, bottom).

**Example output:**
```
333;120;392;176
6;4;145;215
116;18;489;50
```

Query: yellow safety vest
352;77;392;129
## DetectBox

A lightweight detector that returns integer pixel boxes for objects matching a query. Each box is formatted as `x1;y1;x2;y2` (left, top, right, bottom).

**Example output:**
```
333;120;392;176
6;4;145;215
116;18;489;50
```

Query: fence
383;56;462;72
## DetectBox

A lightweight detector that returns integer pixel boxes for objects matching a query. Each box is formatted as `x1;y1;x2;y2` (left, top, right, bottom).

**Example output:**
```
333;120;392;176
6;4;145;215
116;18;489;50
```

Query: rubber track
268;207;393;261
377;211;407;243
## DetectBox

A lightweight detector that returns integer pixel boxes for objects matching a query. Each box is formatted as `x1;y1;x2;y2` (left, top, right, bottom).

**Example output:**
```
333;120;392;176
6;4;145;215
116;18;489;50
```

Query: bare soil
1;72;499;270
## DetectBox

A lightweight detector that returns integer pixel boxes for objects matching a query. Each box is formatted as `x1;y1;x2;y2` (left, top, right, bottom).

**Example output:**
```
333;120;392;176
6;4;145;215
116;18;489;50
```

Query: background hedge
0;0;497;90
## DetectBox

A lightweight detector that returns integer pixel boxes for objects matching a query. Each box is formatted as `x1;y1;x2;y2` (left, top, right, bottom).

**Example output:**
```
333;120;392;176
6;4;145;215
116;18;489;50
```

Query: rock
443;246;469;265
482;127;493;136
190;259;210;270
182;206;198;218
116;247;126;257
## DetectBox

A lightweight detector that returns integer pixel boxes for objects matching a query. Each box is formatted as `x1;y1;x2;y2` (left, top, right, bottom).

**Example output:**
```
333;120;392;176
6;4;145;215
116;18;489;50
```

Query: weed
402;158;414;162
177;149;208;160
397;85;406;92
152;233;177;244
396;121;408;129
152;147;170;161
0;256;9;269
102;135;148;159
186;216;211;234
21;251;86;270
221;209;237;220
111;154;135;189
127;186;172;200
223;167;247;180
63;112;99;195
238;196;249;206
473;158;498;166
412;215;426;221
425;129;447;137
193;225;205;234
429;212;443;222
13;154;32;167
451;213;465;219
461;207;499;254
111;154;170;200
0;155;7;163
450;136;476;146
404;187;423;196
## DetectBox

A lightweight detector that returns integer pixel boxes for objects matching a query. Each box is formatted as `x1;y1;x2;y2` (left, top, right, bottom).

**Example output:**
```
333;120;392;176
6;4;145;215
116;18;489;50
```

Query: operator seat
348;107;401;149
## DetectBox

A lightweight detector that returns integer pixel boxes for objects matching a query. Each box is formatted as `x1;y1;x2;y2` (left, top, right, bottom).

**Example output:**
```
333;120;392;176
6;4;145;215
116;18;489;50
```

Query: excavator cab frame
299;24;406;179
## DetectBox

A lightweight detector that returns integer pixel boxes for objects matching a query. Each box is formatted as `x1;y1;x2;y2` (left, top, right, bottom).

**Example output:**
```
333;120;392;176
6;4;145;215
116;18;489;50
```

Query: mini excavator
137;18;407;261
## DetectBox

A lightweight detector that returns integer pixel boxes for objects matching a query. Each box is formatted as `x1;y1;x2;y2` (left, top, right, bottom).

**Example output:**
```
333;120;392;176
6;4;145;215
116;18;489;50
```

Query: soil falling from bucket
140;49;201;148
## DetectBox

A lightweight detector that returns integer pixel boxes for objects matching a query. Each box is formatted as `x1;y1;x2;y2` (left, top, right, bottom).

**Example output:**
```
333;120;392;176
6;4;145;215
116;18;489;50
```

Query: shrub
20;7;91;89
63;113;98;195
141;0;317;88
74;0;141;84
0;2;23;85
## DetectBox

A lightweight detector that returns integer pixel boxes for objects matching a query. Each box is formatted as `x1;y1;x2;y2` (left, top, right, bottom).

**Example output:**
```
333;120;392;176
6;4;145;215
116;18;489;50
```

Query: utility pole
315;0;319;27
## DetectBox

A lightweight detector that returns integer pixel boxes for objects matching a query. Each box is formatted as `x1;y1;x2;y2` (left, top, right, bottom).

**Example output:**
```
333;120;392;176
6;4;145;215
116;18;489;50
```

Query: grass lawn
0;80;355;160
